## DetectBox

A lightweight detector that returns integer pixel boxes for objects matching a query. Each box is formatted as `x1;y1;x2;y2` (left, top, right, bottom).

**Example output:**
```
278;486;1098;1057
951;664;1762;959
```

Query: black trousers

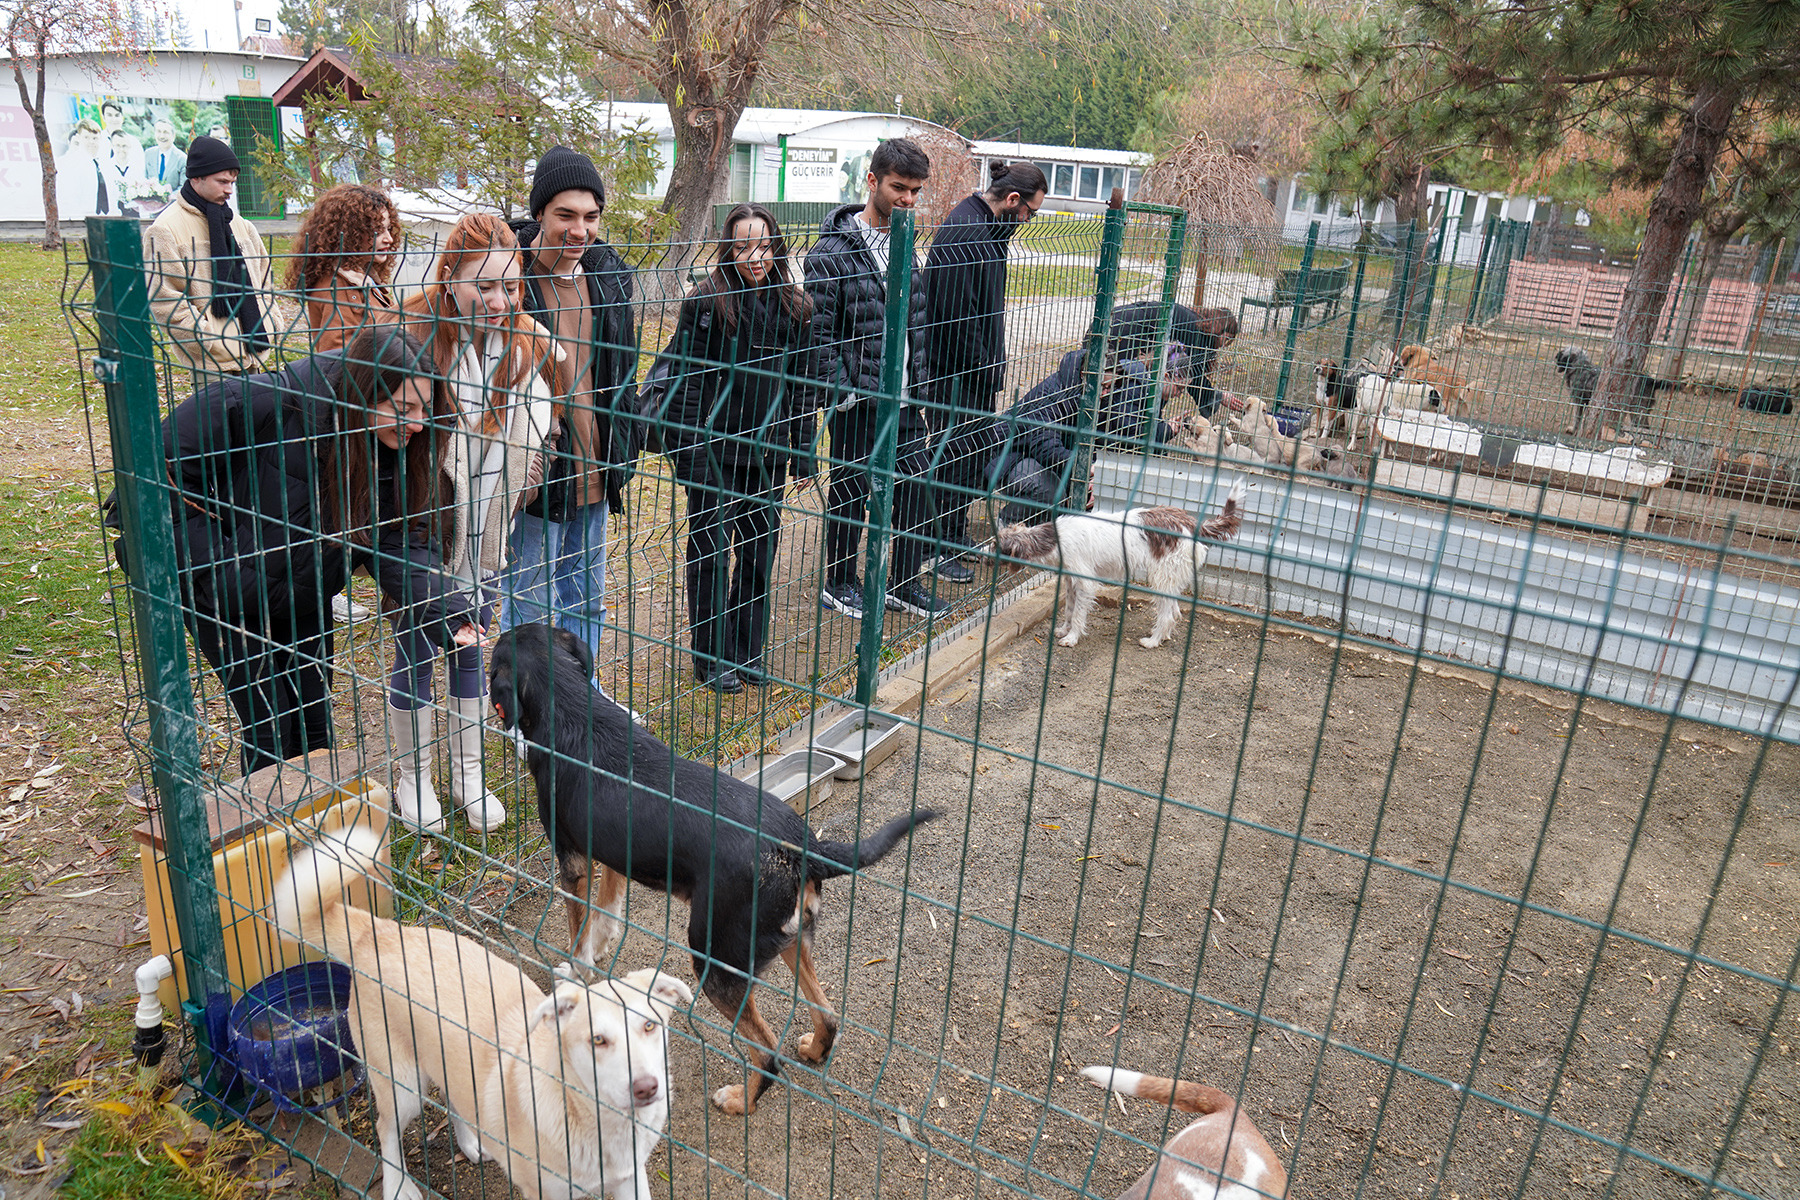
824;399;934;588
928;382;1001;548
190;605;334;777
683;458;785;671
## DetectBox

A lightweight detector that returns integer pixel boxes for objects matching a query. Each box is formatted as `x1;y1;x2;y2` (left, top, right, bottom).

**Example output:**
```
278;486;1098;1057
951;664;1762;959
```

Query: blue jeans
502;503;609;667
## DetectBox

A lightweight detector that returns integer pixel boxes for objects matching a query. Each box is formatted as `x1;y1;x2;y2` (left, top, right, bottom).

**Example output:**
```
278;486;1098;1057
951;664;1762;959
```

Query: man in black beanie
500;146;640;678
144;134;274;377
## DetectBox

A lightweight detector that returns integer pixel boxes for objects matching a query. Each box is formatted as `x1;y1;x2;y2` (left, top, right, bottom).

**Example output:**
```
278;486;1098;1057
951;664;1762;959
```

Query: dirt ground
334;599;1797;1200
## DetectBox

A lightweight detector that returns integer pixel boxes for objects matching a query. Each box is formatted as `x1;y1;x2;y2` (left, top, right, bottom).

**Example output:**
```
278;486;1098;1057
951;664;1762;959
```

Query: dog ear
551;626;595;681
529;982;586;1034
619;968;694;1020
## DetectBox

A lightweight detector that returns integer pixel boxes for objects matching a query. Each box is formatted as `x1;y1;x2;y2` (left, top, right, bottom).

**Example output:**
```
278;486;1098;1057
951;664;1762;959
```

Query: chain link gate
67;187;1799;1200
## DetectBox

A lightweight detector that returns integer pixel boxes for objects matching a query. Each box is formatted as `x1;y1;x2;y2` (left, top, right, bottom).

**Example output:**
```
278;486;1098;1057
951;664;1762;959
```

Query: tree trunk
1591;81;1741;437
649;90;744;301
7;48;59;250
1666;211;1746;379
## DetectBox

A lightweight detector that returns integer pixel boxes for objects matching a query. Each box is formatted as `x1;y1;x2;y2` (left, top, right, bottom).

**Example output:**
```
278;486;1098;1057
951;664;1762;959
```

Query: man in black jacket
804;137;954;619
948;346;1187;526
503;147;639;670
924;161;1047;572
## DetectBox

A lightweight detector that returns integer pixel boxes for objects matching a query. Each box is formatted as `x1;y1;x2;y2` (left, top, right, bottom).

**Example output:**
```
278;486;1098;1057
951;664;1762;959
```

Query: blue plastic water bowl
228;961;362;1114
1273;406;1310;437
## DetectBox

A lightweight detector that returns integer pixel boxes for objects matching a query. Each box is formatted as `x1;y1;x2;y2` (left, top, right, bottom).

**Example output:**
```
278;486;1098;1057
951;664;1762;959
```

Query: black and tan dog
489;623;938;1116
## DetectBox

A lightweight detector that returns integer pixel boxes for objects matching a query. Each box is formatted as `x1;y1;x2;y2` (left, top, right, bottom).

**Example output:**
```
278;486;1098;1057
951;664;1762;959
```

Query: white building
1271;176;1546;265
0;48;306;225
599;102;1150;216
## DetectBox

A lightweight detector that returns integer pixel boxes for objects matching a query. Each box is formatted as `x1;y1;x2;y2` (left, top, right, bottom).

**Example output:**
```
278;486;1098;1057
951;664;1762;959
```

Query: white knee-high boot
386;701;444;834
449;695;506;832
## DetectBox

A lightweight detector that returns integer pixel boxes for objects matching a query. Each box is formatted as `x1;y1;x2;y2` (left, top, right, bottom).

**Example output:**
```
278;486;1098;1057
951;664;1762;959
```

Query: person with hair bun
924;159;1047;569
288;183;403;354
394;214;557;833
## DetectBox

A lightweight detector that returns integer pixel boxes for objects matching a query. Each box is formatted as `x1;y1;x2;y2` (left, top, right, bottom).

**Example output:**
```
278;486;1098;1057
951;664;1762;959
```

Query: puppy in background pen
994;478;1247;649
1080;1066;1289;1199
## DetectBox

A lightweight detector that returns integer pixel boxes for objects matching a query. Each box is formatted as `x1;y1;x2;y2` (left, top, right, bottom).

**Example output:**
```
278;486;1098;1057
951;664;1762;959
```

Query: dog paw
1138;636;1163;650
390;1179;426;1200
1057;634;1080;648
711;1084;755;1115
554;960;581;982
795;1032;832;1063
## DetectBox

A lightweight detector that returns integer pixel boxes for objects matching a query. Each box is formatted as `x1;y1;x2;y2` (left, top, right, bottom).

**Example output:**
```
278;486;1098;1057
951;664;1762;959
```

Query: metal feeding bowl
745;749;843;805
810;710;909;781
228;961;361;1114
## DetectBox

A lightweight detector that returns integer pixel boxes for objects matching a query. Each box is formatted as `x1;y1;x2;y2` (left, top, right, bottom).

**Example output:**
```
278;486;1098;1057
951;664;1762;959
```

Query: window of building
1078;165;1100;200
1126;169;1141;200
1052;163;1075;197
729;143;753;203
1101;166;1126;199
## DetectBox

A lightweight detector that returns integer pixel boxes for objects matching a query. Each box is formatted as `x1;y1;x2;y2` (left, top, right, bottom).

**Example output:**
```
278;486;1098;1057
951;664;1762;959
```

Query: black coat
652;279;819;480
990;349;1173;472
803;203;931;401
162;355;474;640
924;192;1014;401
1110;301;1229;415
511;222;639;516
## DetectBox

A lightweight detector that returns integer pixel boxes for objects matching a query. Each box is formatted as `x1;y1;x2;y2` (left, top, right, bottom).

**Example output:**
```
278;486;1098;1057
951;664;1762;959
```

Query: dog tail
809;810;941;879
1199;478;1247;542
1079;1066;1239;1116
269;824;385;960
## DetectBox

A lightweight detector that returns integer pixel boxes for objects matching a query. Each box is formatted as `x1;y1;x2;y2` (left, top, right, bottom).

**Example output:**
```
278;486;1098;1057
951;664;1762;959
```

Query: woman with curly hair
391;213;558;832
287;183;402;354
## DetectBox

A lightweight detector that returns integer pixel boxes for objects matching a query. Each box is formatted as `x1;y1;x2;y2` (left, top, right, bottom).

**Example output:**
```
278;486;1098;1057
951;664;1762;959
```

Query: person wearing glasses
923;161;1047;575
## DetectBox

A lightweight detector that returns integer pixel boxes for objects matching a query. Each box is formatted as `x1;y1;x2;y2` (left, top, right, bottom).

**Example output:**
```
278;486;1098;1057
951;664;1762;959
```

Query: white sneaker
333;593;372;624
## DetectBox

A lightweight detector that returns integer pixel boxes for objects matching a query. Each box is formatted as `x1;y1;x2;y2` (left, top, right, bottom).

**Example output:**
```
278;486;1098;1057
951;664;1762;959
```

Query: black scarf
180;180;267;353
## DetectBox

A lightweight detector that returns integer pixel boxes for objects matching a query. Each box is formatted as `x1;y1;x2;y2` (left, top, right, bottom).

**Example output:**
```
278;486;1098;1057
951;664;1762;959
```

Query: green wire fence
64;189;1800;1200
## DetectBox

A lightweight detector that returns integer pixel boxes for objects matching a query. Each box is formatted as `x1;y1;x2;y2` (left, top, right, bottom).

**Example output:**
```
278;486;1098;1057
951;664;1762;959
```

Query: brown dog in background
1081;1066;1289;1199
1398;344;1475;419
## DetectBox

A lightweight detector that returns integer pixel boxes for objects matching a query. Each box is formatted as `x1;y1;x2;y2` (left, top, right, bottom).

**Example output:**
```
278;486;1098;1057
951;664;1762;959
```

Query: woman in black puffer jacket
163;323;477;775
651;203;818;693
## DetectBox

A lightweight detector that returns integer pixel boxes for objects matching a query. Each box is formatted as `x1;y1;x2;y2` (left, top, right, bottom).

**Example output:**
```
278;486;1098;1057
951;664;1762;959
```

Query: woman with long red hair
391;214;557;834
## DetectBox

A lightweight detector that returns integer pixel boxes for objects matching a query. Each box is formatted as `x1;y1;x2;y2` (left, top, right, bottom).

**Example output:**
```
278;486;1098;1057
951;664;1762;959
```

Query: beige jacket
144;195;275;374
443;334;556;584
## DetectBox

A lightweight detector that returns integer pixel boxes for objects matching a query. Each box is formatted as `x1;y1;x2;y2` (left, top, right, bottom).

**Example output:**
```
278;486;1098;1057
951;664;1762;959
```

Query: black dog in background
487;623;939;1117
1554;346;1678;433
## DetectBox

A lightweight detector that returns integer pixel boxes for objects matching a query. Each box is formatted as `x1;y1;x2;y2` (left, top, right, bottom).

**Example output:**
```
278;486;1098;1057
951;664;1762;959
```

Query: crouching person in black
163;324;478;777
654;203;819;694
953;346;1188;527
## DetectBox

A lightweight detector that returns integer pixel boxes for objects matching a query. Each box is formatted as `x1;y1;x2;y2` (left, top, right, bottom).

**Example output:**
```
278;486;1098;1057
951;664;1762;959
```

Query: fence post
1070;189;1129;510
1273;220;1320;409
1465;214;1498;326
86;216;235;1100
1341;227;1372;367
1415;216;1450;342
855;207;915;706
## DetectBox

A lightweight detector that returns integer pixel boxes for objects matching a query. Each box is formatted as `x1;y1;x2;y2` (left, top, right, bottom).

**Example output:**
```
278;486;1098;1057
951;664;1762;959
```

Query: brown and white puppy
1235;396;1307;466
1081;1067;1289;1200
1398;343;1475;418
994;480;1246;649
271;826;694;1200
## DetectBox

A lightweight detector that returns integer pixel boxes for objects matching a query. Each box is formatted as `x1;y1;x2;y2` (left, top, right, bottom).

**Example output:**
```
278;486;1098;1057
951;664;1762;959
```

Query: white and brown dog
271;826;693;1200
994;479;1246;649
1081;1066;1289;1200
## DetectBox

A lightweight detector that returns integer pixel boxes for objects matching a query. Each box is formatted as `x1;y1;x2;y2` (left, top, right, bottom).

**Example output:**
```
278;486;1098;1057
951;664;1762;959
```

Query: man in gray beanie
501;146;640;679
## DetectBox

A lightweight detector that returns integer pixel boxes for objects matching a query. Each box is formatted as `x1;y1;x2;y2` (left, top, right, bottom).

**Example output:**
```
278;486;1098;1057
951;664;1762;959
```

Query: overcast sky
179;0;290;53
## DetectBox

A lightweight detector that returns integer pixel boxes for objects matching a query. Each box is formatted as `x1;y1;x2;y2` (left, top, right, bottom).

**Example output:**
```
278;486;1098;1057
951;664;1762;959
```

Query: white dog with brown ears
1080;1066;1288;1199
994;479;1247;649
270;826;693;1200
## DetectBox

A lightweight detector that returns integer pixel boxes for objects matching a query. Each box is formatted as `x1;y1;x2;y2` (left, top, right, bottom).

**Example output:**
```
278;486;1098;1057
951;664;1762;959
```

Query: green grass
0;242;86;416
1014;212;1104;255
1008;263;1155;299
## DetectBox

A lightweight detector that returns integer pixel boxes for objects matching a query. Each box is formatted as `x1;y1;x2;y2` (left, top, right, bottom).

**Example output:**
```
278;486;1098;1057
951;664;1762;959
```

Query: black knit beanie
184;135;240;180
530;146;606;218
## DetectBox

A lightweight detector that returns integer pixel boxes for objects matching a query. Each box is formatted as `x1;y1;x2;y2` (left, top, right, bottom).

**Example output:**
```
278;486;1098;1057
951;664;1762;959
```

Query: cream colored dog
270;827;693;1200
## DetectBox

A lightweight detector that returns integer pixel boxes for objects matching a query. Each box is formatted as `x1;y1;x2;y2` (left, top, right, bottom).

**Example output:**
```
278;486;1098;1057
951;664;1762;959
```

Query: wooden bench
1239;261;1352;333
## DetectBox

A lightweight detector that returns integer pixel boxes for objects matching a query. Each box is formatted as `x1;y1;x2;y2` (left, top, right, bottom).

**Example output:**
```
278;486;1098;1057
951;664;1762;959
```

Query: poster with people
23;91;232;221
